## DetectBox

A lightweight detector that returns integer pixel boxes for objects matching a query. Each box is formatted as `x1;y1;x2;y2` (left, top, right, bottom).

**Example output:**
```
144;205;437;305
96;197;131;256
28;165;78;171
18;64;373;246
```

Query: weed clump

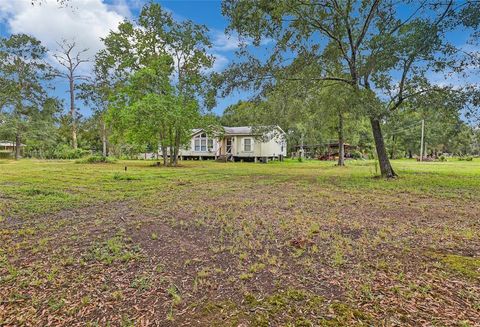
438;254;480;278
76;155;116;164
131;275;152;291
22;188;59;197
244;289;327;325
85;236;141;265
112;172;140;181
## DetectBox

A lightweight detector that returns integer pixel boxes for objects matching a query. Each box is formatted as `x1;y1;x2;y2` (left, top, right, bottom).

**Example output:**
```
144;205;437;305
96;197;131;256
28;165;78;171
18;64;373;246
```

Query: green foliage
0;34;56;159
48;145;90;160
75;155;116;164
384;90;475;158
0;151;12;159
107;56;201;166
350;150;364;160
218;58;377;155
220;101;260;126
98;2;213;89
98;2;215;164
220;0;472;176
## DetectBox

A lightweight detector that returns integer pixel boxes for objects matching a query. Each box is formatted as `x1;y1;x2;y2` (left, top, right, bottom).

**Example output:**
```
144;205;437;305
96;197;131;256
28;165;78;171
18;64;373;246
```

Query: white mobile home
180;126;287;162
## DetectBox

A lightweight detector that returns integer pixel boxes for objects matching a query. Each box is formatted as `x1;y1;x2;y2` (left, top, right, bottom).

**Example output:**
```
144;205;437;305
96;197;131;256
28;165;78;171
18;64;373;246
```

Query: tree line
0;3;216;165
1;1;479;175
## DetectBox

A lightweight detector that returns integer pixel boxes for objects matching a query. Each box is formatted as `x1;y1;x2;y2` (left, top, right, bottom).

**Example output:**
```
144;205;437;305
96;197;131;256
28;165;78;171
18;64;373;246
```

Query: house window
208;139;213;151
194;133;210;152
244;138;252;152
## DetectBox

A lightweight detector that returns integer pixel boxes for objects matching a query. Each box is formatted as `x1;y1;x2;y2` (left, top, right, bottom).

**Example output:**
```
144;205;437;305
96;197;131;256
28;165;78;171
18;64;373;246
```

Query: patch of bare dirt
1;180;480;326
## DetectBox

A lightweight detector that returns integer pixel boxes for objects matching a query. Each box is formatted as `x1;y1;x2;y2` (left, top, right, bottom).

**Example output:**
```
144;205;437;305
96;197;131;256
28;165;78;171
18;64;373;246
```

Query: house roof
223;126;255;135
0;141;25;147
191;126;285;136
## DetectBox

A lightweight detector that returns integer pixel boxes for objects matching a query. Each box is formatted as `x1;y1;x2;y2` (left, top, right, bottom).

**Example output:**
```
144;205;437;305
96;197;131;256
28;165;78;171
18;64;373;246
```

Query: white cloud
212;30;244;52
211;52;229;72
211;29;274;53
106;0;133;18
209;30;256;71
0;0;126;64
107;0;148;19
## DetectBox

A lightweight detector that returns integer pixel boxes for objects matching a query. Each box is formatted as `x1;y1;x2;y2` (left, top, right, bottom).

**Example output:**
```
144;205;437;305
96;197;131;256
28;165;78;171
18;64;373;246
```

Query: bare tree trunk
173;130;181;166
102;120;107;157
370;118;396;178
54;40;89;150
168;127;175;166
337;112;345;166
69;77;78;149
161;145;168;166
15;133;21;160
169;145;175;166
390;135;396;159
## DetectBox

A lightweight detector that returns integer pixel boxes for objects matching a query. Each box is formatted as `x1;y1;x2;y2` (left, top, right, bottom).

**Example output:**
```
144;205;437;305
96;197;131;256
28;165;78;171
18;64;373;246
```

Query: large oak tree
221;0;468;177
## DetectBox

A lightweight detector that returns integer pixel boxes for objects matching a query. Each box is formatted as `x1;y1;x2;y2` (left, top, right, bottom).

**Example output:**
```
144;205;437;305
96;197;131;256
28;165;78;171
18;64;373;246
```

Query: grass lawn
1;158;479;326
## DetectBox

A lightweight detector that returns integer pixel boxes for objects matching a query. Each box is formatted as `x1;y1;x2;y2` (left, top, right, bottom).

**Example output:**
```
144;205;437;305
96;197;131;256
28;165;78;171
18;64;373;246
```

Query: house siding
156;126;287;160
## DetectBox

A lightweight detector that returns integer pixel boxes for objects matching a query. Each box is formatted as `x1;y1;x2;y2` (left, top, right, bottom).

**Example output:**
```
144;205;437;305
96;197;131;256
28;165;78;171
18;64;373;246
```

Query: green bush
438;155;447;162
76;155;116;164
458;156;473;162
42;145;90;159
0;151;12;159
118;154;138;160
350;150;364;160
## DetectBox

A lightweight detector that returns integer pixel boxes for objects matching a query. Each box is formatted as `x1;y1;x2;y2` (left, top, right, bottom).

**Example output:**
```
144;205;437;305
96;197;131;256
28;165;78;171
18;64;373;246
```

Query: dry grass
1;159;479;326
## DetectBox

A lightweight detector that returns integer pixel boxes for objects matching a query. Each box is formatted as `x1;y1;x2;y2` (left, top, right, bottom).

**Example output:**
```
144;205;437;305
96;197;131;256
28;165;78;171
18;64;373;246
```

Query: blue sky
154;0;253;114
0;0;248;116
0;0;477;119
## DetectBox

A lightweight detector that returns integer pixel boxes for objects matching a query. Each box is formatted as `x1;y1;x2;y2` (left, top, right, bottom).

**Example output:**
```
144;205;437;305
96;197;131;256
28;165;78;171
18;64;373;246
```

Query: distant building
0;140;25;157
293;142;359;160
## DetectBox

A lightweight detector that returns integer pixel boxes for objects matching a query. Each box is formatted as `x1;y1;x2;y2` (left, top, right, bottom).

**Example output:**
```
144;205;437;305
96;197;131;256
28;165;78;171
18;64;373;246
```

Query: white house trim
179;126;287;162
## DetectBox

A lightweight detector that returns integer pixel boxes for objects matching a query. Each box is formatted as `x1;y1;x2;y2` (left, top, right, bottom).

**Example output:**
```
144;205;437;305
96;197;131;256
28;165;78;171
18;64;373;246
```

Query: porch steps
216;154;233;162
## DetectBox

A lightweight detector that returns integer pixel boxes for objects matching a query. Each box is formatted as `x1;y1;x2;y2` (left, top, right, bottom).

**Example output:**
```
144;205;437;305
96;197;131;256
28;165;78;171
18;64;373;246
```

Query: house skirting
179;154;285;162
